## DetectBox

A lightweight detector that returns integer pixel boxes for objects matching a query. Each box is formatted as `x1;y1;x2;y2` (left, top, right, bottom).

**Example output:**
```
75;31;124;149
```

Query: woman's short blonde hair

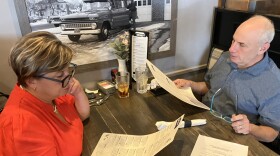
9;31;74;87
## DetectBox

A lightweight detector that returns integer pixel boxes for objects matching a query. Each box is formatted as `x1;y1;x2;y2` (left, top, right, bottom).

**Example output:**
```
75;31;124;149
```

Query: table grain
82;86;277;156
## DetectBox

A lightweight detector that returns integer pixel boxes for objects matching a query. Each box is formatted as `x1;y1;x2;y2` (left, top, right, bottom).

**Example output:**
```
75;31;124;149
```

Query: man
174;15;280;146
127;1;137;31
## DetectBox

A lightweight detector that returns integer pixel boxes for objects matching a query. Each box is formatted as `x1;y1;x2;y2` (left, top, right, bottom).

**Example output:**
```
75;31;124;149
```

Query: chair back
0;92;9;113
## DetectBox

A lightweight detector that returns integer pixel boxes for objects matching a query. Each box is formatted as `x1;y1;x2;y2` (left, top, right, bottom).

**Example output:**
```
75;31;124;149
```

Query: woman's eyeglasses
37;63;77;88
210;88;232;123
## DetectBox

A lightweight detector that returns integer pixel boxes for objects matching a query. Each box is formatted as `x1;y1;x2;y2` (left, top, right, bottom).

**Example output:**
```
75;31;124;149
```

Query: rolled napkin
155;119;207;131
149;79;159;90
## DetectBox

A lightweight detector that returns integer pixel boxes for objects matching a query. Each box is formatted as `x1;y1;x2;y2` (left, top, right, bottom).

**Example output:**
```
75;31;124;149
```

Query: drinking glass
135;67;148;94
116;71;130;98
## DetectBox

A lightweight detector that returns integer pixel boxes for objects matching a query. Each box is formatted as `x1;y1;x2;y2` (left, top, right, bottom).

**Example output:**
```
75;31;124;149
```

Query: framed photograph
13;0;177;73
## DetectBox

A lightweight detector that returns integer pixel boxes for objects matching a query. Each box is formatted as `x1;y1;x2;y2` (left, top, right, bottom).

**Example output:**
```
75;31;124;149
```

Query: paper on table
91;115;184;156
191;134;248;156
146;60;210;110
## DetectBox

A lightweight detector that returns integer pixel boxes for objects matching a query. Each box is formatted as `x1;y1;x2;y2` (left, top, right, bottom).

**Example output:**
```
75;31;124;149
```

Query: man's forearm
190;81;209;95
249;124;279;142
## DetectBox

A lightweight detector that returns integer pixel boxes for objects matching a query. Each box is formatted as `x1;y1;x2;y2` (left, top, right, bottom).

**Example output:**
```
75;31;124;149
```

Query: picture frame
13;0;177;73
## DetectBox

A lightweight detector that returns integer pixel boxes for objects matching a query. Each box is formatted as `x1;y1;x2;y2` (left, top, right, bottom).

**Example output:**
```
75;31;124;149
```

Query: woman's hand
68;78;83;96
68;78;90;120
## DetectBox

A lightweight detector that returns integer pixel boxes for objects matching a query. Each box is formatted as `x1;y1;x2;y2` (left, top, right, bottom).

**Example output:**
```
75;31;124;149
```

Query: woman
0;31;90;155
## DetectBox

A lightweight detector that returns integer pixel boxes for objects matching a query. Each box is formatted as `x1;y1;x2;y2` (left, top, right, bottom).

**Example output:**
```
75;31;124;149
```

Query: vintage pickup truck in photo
59;0;132;42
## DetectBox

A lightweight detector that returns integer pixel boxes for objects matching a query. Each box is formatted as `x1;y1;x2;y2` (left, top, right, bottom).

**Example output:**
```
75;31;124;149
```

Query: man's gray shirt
203;51;280;131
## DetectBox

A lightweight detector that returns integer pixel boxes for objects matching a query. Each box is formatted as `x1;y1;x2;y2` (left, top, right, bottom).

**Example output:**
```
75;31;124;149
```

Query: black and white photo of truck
23;0;175;68
59;0;132;42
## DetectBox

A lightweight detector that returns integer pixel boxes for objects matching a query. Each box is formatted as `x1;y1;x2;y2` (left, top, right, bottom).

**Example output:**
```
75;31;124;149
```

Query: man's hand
231;114;250;134
173;79;208;95
174;79;193;89
231;114;279;142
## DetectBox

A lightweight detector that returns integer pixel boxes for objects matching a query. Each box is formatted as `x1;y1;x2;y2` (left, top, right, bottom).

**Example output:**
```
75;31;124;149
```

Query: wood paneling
218;0;280;15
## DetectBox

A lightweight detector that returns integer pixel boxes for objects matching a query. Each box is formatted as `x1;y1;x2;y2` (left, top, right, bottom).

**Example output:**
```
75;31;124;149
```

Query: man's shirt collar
227;52;269;76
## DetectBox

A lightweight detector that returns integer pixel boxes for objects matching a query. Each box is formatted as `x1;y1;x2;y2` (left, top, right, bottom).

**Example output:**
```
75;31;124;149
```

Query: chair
207;47;224;70
0;91;9;113
261;137;280;155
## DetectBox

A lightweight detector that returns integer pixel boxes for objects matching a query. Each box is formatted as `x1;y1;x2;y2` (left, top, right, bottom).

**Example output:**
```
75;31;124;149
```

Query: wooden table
82;86;277;156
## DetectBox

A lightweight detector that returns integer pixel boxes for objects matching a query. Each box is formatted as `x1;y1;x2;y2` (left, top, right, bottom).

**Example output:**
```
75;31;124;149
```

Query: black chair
0;91;9;113
261;137;280;155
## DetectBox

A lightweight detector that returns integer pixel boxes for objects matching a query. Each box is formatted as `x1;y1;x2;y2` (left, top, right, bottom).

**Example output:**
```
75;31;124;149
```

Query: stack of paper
92;115;184;156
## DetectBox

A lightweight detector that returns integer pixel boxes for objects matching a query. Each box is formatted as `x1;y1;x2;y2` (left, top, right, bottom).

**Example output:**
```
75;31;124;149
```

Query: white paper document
91;115;184;156
191;134;248;156
146;60;209;110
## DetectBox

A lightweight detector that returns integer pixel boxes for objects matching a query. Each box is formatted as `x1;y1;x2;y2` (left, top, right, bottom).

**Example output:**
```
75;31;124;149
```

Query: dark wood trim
13;0;31;36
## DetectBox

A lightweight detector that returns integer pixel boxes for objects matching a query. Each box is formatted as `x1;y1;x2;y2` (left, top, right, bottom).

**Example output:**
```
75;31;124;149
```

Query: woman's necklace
52;100;67;123
52;101;58;113
20;85;58;113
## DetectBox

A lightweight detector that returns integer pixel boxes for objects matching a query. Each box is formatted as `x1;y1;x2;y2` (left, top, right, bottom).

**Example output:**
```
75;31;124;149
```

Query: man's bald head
238;15;275;45
229;15;275;68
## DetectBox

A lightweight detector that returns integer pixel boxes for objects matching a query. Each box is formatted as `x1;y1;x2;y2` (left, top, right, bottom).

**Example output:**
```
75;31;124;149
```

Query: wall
175;0;218;68
153;0;218;74
0;0;218;93
0;0;21;93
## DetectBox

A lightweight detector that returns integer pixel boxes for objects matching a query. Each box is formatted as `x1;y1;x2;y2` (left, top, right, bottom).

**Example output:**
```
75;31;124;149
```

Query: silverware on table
89;94;110;106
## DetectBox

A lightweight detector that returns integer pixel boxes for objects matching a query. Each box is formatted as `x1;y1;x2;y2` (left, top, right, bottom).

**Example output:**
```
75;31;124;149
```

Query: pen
156;119;207;130
183;119;207;128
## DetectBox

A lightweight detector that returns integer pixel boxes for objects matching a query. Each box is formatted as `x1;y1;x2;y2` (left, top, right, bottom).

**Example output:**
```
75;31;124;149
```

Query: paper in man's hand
146;60;209;110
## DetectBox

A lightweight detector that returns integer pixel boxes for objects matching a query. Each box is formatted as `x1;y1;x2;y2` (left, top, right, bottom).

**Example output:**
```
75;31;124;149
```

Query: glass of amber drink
116;71;130;98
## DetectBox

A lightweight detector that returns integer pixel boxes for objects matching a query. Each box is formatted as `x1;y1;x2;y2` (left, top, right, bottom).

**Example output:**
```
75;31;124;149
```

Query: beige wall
0;0;20;93
0;0;218;93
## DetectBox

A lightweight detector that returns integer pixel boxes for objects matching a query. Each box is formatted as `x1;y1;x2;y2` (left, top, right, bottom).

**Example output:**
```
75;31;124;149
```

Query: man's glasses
210;88;232;123
37;63;77;88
